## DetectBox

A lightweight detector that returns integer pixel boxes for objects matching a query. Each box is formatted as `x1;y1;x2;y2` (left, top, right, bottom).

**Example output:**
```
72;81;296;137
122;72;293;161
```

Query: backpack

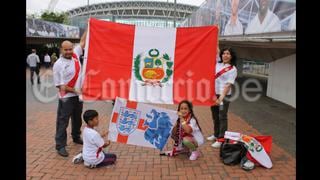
220;140;247;165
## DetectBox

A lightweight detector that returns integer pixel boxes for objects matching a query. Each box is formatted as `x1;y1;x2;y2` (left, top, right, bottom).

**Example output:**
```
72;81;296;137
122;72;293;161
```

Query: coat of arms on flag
134;49;173;87
108;97;178;150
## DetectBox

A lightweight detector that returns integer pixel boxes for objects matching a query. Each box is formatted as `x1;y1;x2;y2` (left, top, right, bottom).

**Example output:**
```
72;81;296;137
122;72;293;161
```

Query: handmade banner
107;97;178;150
81;18;218;106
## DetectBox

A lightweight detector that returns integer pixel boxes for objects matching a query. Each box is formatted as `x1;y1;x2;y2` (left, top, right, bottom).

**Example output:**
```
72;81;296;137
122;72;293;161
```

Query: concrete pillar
267;54;296;108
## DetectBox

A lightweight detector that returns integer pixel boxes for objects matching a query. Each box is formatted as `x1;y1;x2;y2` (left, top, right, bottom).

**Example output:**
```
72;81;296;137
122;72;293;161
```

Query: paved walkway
229;76;296;156
27;68;295;179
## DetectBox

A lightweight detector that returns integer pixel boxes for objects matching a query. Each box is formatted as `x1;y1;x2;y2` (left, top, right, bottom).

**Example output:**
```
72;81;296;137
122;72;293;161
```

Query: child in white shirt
170;100;204;160
82;110;117;168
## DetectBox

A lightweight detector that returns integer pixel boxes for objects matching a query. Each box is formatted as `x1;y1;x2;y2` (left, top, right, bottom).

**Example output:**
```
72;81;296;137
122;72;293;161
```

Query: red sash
59;54;80;97
181;113;193;138
86;126;103;158
215;65;233;79
96;146;103;158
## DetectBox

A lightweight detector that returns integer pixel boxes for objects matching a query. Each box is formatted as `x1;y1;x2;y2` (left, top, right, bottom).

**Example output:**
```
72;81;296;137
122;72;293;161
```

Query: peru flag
108;97;178;150
82;18;218;106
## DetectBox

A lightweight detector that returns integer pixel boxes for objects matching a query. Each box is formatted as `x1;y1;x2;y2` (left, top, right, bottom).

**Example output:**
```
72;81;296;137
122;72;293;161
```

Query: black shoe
57;147;69;157
73;138;83;145
37;80;41;84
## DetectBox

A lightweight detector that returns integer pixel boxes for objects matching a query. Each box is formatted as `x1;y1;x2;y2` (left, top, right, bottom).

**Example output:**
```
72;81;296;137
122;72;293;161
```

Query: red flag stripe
82;19;135;100
173;26;218;106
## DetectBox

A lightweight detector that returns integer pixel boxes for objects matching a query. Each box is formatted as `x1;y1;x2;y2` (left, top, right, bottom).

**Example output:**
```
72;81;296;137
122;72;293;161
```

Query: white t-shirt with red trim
215;62;237;95
82;127;105;165
53;45;83;99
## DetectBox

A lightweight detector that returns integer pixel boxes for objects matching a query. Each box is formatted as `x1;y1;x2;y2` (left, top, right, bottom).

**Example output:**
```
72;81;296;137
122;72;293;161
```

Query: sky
27;0;206;15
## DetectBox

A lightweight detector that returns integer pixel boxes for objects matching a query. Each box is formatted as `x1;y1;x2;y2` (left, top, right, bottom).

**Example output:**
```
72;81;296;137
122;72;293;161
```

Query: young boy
82;110;117;168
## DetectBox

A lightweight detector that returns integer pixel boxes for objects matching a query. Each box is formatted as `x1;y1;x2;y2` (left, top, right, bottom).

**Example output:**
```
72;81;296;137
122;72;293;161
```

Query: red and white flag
82;18;218;106
224;131;273;169
108;97;178;150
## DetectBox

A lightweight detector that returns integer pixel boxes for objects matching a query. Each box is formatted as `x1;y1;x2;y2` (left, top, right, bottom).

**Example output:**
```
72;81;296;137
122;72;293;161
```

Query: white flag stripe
129;27;176;104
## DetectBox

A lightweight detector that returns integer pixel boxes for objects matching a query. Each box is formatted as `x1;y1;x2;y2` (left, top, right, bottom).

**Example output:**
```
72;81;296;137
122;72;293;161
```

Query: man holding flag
53;30;87;157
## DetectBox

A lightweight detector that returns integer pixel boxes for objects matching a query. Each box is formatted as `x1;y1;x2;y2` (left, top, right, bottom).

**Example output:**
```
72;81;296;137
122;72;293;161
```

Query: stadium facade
67;1;199;28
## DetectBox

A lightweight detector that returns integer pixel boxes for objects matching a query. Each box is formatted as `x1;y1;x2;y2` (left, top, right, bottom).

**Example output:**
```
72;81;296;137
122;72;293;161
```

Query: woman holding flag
207;47;238;148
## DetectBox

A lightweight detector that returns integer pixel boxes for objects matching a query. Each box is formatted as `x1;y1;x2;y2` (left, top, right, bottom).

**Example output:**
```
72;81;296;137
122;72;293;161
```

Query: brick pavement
27;68;295;179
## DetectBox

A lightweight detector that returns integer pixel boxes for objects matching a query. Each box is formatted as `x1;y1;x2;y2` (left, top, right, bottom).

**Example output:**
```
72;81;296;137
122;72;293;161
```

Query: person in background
245;0;281;34
288;10;296;31
51;52;58;66
26;49;41;85
44;53;51;69
223;0;243;36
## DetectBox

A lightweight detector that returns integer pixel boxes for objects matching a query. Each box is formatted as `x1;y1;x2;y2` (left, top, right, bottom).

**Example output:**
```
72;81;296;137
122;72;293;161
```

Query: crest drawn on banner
116;107;141;136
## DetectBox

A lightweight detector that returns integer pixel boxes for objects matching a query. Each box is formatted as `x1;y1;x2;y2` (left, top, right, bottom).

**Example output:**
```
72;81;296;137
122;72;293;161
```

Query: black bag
220;140;247;165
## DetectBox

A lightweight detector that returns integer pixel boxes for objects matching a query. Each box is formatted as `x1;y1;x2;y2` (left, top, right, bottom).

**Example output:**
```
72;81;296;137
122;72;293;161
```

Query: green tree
40;11;70;24
27;13;40;19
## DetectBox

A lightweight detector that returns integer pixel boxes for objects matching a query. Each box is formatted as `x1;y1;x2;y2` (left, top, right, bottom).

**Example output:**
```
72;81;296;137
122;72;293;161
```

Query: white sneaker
243;160;255;170
207;135;217;141
72;152;83;164
211;141;222;148
189;151;200;161
84;161;96;169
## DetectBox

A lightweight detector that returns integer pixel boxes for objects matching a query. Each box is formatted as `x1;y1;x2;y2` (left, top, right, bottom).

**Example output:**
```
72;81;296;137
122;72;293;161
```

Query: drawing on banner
144;109;173;149
108;97;178;150
116;107;141;136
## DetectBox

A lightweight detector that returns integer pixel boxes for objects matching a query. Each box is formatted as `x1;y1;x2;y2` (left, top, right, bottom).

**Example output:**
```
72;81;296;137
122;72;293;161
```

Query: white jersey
44;55;51;62
288;11;296;31
223;18;243;36
82;127;105;165
245;9;281;34
215;62;237;95
53;45;83;99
